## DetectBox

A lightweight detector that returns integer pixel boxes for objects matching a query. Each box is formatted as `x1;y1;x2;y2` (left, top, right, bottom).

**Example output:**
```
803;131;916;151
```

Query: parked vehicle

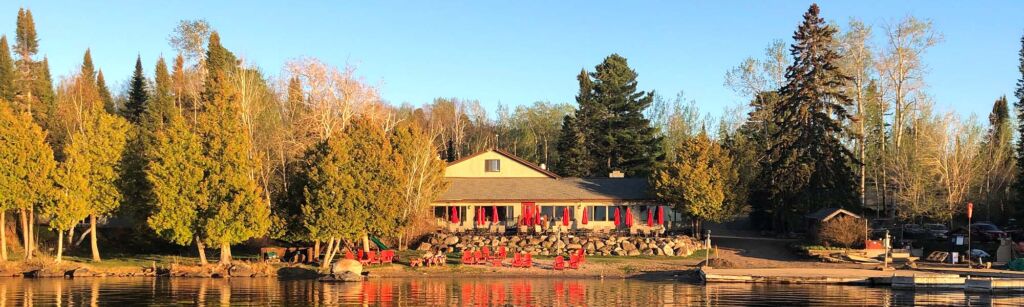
901;224;927;240
969;222;1008;242
922;223;949;239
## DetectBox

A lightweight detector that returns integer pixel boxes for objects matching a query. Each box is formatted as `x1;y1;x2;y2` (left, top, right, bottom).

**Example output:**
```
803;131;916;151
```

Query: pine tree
124;55;148;123
554;114;590;177
0;36;15;101
202;32;237;102
763;4;857;230
32;57;54;118
12;8;40;117
556;56;662;177
0;101;55;261
980;96;1014;220
96;70;115;113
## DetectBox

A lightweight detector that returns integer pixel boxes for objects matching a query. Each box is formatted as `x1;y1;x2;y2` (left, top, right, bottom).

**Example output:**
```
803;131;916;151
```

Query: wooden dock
965;278;1024;293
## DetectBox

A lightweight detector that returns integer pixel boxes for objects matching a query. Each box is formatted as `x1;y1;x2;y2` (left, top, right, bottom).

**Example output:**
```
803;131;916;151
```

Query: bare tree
838;19;874;209
876;16;942;151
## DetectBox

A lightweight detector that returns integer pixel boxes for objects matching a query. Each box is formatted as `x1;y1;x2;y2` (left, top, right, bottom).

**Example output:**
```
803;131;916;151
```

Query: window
541;205;574;221
433;206;467;223
433;206;446;219
589;206;608;222
485;159;501;172
478;205;513;222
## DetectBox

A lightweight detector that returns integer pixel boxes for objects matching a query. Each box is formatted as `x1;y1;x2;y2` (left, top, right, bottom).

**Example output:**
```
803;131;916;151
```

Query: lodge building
431;149;683;233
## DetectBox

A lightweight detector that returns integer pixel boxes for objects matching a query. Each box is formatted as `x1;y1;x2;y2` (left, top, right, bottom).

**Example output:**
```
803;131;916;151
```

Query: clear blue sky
1;1;1021;120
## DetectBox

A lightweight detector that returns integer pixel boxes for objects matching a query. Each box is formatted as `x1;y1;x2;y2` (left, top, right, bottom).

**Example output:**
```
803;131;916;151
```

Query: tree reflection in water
0;277;1021;306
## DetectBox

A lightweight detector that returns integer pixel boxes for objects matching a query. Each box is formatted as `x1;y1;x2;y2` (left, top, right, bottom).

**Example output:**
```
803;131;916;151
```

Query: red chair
367;251;381;265
553;256;565;270
577;249;586;264
512;253;523;267
474;250;486;263
568;254;581;269
482;247;492;259
358;250;370;265
461;251;476;265
344;250;355;260
380;250;395;264
522;253;533;268
497;246;508;259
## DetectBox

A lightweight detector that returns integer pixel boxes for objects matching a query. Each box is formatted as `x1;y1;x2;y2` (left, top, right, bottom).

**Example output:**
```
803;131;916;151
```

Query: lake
0;277;1021;306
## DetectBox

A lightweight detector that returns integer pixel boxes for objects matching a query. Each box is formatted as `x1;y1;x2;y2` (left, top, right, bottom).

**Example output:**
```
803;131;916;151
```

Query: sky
0;1;1021;120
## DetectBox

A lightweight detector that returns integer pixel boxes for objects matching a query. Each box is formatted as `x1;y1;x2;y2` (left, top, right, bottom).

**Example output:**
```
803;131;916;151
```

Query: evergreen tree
124;55;148;123
32;57;54;118
763;4;857;230
81;49;96;83
146;106;209;264
12;8;42;117
1014;34;1024;219
980;96;1014;221
55;108;129;262
197;35;268;263
554;114;590;177
202;32;237;102
652;131;740;234
14;9;37;57
97;70;115;113
0;101;55;261
0;36;15;101
556;56;662;177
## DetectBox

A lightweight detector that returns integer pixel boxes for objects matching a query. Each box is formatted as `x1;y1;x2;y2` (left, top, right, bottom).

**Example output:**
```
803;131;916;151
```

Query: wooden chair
553;256;565;270
344;250;355;260
380;250;395;264
474;250;486;264
461;251;476;265
568;254;581;269
497;246;508;259
367;251;381;265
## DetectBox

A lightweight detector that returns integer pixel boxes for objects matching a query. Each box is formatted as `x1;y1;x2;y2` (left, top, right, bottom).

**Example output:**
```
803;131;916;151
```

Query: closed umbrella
647;208;653;227
478;207;485;226
451;207;459;224
625;208;633;227
492;206;499;224
582;207;589;225
614;208;621;226
657;206;664;225
562;207;570;226
535;210;541;225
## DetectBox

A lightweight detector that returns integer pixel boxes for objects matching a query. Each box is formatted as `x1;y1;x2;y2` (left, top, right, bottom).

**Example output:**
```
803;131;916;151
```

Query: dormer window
485;159;501;172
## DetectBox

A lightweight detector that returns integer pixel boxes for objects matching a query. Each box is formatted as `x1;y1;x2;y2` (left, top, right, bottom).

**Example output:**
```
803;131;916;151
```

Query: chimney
609;170;624;178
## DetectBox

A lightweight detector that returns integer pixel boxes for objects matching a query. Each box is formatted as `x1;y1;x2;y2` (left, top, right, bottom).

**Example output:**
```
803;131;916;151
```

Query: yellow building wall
429;200;677;232
444;151;551;178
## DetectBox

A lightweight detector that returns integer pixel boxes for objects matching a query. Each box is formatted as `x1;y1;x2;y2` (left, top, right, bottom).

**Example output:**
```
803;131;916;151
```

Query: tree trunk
320;238;336;270
362;233;370;252
19;209;29;260
196;238;208;265
56;229;64;263
90;214;101;262
1;211;6;261
220;242;232;264
313;240;321;262
28;208;34;259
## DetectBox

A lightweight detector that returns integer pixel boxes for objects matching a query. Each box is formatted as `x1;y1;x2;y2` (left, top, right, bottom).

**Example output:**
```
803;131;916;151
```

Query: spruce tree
81;49;96;84
556;56;662;177
1014;34;1024;219
96;70;115;113
124;55;148;123
202;32;237;102
554;114;590;177
763;4;857;230
13;8;40;117
0;36;15;101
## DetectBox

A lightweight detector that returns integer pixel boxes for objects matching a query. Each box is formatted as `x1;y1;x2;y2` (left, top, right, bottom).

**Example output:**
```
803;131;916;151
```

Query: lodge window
540;205;574;221
433;206;468;223
477;205;514;222
485;159;500;172
588;206;609;222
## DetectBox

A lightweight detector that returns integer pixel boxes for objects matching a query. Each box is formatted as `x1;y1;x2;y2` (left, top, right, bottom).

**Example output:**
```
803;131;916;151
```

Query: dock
699;267;1024;291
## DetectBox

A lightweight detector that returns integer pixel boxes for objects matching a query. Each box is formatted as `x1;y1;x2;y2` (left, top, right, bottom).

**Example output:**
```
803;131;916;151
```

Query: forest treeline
1;4;1023;264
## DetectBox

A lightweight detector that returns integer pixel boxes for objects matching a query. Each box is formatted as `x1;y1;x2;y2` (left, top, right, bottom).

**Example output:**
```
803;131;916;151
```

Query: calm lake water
0;277;1021;306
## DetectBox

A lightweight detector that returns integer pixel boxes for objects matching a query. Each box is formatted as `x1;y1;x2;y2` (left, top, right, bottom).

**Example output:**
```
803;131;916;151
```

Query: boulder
416;242;433;251
621;242;637;252
554;241;566;250
332;259;363;276
567;243;582;250
26;268;64;278
67;267;101;278
443;236;459;246
662;245;675;256
627;250;641;256
229;264;255;277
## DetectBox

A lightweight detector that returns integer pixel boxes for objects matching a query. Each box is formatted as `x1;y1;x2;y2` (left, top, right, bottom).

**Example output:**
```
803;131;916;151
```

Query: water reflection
0;277;1021;306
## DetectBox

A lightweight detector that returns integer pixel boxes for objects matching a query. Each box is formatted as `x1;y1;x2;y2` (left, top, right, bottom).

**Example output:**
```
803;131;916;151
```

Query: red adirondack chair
568;254;581;269
344;250;355;260
522;253;533;268
482;247;492;259
380;250;395;264
358;250;369;265
577;249;586;264
474;250;486;263
461;251;476;265
367;251;381;265
553;256;565;270
512;253;523;267
497;246;508;259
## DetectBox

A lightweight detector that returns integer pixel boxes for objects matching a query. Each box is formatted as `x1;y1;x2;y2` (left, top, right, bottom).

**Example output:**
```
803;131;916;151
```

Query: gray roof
805;208;860;222
437;177;653;202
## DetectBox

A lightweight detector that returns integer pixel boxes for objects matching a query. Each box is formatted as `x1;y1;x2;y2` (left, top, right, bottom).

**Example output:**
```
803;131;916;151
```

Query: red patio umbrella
478;207;485;226
492;205;499;224
581;207;589;225
657;206;664;225
647;208;653;227
625;208;633;227
562;207;569;226
451;207;460;224
535;210;541;225
613;208;621;226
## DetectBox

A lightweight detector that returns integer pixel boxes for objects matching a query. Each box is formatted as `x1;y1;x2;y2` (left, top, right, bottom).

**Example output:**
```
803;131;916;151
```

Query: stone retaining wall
418;233;702;257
